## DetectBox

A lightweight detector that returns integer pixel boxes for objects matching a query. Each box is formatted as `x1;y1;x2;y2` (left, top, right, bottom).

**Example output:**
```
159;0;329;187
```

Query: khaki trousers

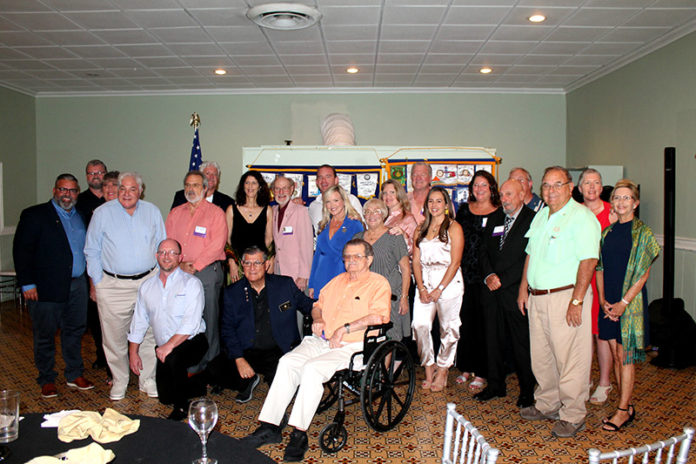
96;271;157;392
528;287;592;424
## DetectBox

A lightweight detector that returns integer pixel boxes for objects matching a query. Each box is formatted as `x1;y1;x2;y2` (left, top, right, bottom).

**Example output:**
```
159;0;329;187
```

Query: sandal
589;384;612;404
431;368;449;392
468;377;486;392
455;373;472;385
602;407;632;432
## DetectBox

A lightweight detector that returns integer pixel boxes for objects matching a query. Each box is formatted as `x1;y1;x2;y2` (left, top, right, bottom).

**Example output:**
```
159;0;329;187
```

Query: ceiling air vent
246;3;322;30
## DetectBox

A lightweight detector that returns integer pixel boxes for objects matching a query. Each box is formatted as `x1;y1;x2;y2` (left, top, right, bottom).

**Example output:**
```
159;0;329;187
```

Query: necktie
500;215;514;250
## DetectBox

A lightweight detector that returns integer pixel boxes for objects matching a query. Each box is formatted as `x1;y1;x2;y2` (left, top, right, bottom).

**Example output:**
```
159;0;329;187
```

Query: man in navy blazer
219;245;314;403
13;173;94;398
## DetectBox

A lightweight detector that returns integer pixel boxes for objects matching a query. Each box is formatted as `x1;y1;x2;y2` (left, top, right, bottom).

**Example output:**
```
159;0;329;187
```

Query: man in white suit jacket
271;176;313;292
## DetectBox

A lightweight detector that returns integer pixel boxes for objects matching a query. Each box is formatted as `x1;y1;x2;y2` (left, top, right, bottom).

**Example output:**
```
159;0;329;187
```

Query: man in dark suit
218;245;314;403
474;179;536;407
170;160;234;212
13;173;94;398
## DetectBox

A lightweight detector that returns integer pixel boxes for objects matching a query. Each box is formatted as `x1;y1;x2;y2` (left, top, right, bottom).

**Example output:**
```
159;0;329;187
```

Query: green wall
0;87;36;227
35;92;565;215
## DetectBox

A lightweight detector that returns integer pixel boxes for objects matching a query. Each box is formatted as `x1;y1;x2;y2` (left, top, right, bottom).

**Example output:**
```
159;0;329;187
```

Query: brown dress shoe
41;383;58;398
67;376;95;390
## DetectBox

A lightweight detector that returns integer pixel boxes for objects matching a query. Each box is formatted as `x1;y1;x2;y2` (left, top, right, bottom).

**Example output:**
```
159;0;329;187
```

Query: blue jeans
28;276;88;385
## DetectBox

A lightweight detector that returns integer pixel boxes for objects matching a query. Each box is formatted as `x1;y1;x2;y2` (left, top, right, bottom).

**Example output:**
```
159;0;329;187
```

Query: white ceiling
1;0;695;96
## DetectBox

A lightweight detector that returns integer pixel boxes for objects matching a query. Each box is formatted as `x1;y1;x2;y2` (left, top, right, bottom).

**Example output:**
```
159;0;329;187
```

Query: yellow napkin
58;408;140;444
25;442;115;463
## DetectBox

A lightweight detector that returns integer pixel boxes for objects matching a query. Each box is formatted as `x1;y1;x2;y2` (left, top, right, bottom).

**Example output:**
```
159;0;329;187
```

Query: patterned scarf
599;217;660;364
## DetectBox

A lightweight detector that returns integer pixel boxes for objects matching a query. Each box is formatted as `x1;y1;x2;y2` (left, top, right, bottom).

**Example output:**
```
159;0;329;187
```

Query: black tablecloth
3;413;274;464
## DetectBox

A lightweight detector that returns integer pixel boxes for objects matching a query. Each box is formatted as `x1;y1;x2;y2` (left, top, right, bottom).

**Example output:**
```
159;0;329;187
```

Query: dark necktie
500;215;514;250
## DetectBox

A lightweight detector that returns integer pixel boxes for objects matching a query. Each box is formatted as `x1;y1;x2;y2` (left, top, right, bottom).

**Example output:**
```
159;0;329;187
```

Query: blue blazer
221;273;314;359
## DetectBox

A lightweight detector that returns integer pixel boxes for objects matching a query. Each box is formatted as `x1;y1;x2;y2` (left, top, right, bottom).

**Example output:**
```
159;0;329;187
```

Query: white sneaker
139;379;158;398
110;384;127;401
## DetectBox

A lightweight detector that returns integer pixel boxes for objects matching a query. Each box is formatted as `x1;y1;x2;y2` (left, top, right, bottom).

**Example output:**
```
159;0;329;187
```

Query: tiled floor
1;301;694;463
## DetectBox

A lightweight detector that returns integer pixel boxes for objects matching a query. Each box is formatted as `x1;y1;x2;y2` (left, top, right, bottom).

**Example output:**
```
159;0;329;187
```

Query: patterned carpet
1;300;694;463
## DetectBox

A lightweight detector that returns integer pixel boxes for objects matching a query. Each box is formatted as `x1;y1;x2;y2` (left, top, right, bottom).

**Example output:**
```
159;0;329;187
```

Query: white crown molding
33;86;565;98
655;234;696;252
565;18;696;93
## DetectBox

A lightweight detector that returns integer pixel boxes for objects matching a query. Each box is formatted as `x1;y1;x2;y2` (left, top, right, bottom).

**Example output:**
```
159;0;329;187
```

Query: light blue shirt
84;199;165;284
52;200;87;279
128;267;206;346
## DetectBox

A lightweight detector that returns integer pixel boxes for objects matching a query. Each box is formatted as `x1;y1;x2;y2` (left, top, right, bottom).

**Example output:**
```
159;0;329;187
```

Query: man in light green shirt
517;166;600;438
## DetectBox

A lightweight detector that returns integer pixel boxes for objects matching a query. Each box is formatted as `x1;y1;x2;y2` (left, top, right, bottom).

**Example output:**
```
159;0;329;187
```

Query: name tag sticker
492;225;505;237
482;217;488;227
282;226;294;235
194;226;207;237
279;301;292;312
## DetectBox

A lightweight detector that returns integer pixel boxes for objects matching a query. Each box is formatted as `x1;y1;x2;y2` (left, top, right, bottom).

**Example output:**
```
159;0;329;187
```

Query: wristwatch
437;284;445;291
344;323;351;333
571;298;583;306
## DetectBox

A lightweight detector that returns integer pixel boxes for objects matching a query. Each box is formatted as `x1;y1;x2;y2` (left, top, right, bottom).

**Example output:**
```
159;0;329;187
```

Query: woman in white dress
412;187;465;392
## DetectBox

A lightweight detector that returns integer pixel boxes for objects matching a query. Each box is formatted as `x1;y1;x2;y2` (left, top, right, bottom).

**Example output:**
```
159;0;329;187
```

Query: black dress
230;204;269;258
455;203;499;376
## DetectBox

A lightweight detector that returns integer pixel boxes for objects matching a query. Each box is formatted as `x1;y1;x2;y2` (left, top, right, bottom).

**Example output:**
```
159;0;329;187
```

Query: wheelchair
315;322;416;454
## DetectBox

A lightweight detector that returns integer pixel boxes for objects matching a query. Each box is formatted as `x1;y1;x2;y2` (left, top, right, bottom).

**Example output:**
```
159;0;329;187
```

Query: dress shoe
236;374;260;404
520;405;560;421
66;376;95;391
474;387;506;402
241;423;282;448
139;379;158;398
516;395;534;408
167;406;187;422
41;383;58;398
283;429;309;462
551;419;586;438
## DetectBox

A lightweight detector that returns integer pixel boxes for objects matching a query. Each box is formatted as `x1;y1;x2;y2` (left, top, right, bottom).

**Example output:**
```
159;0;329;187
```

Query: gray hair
578;167;602;186
242;245;268;261
542;166;572;183
118;171;144;190
184;171;209;190
271;174;295;191
55;173;79;187
199;161;220;176
411;161;432;178
85;159;107;173
363;198;389;221
509;167;532;182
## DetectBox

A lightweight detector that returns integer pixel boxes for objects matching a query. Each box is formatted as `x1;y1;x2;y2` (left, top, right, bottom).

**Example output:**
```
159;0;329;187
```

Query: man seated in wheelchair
242;238;391;462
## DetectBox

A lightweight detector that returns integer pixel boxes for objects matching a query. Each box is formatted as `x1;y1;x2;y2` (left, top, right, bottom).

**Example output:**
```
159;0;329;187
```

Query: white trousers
96;272;157;392
412;291;463;368
258;336;362;431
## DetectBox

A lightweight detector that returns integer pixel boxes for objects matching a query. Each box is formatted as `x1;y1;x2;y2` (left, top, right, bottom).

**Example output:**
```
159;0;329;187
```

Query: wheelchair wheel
319;422;347;453
317;377;340;414
360;340;415;432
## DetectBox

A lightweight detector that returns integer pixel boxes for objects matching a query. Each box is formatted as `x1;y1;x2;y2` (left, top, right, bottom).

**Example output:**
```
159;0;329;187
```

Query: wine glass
188;397;218;464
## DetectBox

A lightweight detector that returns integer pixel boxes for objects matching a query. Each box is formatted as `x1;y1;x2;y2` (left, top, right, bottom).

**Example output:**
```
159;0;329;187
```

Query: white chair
588;427;694;464
442;403;499;464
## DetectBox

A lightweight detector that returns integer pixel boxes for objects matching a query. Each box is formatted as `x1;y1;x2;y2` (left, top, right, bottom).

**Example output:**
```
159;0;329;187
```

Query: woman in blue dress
596;179;659;432
308;185;363;299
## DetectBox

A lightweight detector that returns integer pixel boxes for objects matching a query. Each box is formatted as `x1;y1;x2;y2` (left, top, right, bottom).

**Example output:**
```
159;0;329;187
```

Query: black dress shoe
517;395;534;408
241;423;282;448
283;429;309;462
167;407;187;421
474;387;506;402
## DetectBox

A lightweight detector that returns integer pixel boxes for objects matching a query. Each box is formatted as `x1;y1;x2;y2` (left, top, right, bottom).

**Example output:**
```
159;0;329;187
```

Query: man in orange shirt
165;171;227;373
242;238;391;462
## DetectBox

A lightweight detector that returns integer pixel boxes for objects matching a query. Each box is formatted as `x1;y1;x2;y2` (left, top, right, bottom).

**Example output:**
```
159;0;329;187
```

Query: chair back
442;403;499;464
588;427;694;464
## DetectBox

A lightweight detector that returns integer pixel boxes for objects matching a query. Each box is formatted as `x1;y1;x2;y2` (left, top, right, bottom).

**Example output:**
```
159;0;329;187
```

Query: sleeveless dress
412;233;464;368
230;204;269;258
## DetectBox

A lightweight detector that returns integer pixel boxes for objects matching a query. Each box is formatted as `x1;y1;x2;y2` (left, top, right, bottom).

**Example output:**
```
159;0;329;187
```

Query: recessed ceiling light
247;3;322;30
480;67;492;74
528;14;546;23
214;69;227;75
346;66;359;74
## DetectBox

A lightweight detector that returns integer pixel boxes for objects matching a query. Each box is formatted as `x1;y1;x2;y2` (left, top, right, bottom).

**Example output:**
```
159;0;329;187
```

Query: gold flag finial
189;112;201;129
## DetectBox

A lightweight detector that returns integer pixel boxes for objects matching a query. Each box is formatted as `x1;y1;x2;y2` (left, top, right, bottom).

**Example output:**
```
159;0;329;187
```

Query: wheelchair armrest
364;322;393;339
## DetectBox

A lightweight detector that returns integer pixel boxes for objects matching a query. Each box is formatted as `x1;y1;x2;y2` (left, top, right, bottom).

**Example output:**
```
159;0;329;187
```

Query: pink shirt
165;199;228;271
407;191;427;225
385;209;418;256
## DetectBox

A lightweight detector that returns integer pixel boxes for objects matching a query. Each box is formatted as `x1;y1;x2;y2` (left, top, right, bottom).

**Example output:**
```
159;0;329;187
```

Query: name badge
482;217;488;227
194;226;207;237
282;226;293;235
279;301;292;312
492;225;505;237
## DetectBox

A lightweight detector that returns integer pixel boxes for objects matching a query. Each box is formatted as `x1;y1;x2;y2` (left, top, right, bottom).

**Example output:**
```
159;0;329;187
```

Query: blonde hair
317;185;362;232
380;179;412;215
611;179;640;201
363;198;389;222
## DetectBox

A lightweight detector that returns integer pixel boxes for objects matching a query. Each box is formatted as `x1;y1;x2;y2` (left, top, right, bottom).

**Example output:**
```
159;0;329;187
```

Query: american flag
189;127;202;171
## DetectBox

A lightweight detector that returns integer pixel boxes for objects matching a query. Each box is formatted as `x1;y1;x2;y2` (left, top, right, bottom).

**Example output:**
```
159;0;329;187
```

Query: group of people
13;157;659;461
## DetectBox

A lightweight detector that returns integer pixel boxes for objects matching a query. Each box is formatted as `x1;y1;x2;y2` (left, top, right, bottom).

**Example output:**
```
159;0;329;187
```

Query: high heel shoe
626;404;636;424
422;364;435;390
430;367;449;392
602;406;633;432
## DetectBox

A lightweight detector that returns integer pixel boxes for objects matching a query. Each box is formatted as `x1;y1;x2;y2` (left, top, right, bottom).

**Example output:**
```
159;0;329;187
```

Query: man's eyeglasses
156;250;180;257
342;254;367;262
541;181;570;192
242;260;265;267
56;187;78;194
87;171;105;176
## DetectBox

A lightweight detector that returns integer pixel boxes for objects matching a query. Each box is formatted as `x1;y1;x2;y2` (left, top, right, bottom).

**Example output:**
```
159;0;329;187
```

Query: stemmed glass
188;397;218;464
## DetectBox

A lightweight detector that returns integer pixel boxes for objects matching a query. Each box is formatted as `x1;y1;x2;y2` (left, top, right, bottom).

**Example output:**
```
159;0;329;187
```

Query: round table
3;413;274;463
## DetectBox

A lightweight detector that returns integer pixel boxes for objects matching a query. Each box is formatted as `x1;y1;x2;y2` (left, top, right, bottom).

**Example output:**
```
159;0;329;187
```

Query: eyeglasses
87;171;105;176
56;187;78;194
156;250;180;257
541;181;570;192
612;195;633;202
242;260;265;267
363;209;383;216
342;254;367;262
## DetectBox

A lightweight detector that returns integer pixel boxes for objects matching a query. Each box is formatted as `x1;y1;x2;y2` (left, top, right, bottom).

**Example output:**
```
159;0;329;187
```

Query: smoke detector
246;3;322;30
